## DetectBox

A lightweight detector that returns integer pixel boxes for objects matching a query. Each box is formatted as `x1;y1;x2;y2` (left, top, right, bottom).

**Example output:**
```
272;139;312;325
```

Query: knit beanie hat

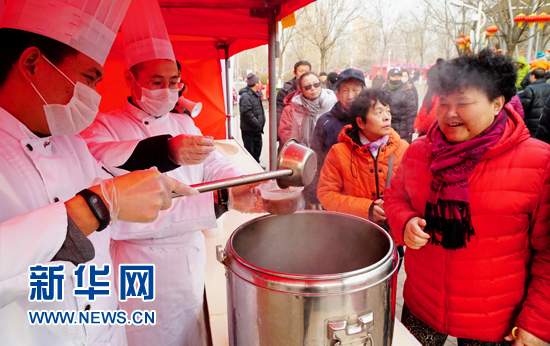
247;73;260;86
530;60;550;71
537;51;546;60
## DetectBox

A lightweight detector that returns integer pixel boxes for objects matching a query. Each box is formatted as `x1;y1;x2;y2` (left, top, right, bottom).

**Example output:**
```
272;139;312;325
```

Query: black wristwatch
76;189;110;232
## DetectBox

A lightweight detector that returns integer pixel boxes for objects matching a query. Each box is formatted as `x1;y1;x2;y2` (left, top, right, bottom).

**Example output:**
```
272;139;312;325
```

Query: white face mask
30;56;101;136
131;76;179;116
401;77;409;84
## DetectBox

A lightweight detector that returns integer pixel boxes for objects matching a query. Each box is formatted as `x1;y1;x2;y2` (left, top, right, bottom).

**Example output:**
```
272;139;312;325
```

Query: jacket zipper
370;150;380;199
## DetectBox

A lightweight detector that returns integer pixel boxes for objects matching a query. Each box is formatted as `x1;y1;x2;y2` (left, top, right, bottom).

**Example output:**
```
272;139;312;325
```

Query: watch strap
76;189;110;232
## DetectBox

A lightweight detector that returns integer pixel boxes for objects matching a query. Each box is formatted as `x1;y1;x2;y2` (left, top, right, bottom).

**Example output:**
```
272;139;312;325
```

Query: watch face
89;195;110;221
78;189;110;232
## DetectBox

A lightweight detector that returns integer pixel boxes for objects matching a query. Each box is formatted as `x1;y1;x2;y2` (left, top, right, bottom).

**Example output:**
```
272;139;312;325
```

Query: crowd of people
1;0;549;344
237;51;550;346
0;0;263;345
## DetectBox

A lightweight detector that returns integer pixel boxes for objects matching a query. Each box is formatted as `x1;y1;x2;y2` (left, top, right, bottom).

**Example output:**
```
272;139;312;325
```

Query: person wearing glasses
278;71;337;147
81;2;264;344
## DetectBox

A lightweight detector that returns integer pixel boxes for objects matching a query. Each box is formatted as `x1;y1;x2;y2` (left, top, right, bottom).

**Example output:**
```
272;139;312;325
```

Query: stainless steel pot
217;211;399;346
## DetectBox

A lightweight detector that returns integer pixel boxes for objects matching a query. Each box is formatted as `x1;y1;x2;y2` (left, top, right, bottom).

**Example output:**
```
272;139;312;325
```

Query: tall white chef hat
0;0;131;66
121;0;175;69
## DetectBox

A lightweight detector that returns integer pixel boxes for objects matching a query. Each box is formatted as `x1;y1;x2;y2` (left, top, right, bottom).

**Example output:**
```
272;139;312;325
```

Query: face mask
30;56;101;136
131;76;179;116
389;79;401;86
401;77;409;83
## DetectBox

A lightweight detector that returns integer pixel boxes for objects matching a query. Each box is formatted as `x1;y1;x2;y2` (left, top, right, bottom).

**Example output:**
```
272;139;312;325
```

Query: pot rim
226;210;396;281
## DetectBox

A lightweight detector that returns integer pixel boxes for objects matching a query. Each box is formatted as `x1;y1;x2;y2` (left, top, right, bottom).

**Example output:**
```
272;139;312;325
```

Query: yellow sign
281;12;296;29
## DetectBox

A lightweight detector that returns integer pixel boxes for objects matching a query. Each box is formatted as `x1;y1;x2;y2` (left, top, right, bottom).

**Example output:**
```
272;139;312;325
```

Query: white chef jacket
81;100;243;346
0;108;126;345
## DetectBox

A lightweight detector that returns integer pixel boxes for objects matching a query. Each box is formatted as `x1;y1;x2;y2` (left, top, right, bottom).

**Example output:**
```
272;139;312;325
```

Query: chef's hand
504;327;547;346
373;199;386;224
228;183;264;213
168;134;216;165
91;168;198;223
404;217;429;249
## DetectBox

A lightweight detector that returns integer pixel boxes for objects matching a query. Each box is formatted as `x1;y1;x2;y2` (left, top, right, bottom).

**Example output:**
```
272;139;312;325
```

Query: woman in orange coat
317;88;409;224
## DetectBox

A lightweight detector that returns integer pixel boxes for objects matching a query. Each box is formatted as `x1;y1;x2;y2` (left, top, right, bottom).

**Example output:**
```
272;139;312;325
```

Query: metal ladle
172;139;317;197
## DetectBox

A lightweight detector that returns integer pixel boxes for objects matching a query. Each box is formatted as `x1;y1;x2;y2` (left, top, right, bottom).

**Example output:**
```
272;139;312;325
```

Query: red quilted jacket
385;105;550;342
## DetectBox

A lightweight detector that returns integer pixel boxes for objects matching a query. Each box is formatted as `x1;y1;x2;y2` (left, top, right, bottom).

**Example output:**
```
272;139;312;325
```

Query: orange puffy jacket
318;125;408;220
385;105;550;342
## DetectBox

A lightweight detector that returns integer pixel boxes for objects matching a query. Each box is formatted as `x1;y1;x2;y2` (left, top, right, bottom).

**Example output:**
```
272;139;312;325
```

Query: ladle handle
171;168;294;198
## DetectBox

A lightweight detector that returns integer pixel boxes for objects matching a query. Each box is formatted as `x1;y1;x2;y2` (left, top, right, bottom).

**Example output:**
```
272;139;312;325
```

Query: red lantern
457;38;465;50
497;49;502;54
520;50;526;54
538;12;550;29
487;25;499;38
526;13;538;27
465;35;471;48
514;13;527;27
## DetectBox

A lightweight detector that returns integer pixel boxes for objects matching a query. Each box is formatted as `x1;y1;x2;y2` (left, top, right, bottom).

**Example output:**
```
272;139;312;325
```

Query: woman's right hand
404;217;429;249
373;199;386;224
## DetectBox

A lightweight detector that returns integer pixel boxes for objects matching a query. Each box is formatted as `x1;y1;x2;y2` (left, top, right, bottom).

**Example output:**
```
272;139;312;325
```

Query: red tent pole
268;8;277;170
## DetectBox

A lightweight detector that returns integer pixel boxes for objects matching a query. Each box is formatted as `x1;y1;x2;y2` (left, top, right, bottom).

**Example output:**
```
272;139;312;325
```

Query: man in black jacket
384;68;417;143
239;73;265;162
372;70;385;89
520;68;550;137
276;61;311;144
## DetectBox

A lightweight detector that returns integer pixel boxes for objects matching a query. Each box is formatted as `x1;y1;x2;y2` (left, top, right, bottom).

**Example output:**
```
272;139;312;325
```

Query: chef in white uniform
81;0;262;345
0;1;197;345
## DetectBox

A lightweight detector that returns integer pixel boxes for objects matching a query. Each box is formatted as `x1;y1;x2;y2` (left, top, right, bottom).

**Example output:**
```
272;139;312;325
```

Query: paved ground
231;82;465;345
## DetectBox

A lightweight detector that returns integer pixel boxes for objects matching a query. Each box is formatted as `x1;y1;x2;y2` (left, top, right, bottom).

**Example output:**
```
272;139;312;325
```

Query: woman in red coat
385;50;550;346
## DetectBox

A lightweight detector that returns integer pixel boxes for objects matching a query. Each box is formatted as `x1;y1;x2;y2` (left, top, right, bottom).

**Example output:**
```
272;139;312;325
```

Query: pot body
220;211;399;346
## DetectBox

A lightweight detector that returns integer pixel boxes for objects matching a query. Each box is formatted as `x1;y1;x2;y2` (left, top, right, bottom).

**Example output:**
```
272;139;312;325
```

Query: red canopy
98;0;315;139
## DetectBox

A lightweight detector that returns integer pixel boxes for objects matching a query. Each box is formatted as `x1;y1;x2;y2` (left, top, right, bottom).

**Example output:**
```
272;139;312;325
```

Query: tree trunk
321;48;327;73
379;47;386;75
278;47;284;82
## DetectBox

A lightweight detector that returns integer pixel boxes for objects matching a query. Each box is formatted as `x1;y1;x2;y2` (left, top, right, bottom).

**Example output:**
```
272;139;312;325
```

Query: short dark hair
349;89;391;133
532;68;546;80
297;71;319;89
0;28;79;89
431;49;517;103
294;60;312;73
319;72;328;77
